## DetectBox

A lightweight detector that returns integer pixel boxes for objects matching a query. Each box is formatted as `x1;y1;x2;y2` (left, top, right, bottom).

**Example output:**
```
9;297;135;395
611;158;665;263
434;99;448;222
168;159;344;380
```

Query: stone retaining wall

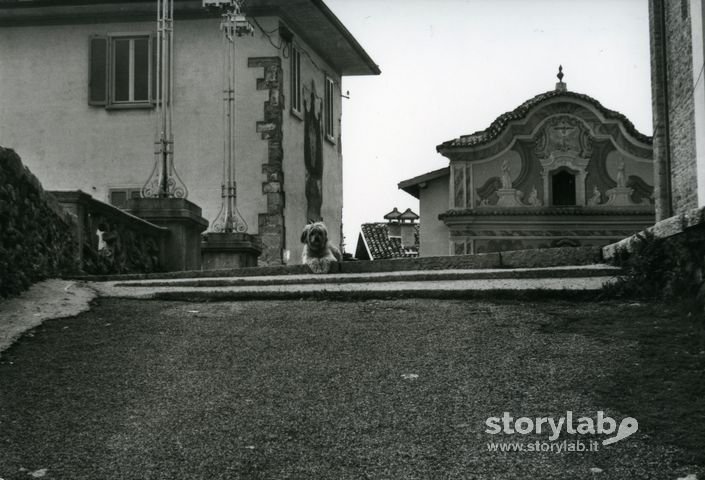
0;147;78;297
52;191;169;275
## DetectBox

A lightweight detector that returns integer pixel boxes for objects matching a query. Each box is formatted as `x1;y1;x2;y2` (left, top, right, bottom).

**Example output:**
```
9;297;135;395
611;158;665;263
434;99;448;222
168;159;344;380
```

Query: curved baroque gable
437;90;652;162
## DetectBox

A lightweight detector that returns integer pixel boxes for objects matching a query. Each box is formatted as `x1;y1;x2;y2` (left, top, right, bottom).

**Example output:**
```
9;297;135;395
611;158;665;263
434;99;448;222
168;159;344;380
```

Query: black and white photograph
0;0;704;478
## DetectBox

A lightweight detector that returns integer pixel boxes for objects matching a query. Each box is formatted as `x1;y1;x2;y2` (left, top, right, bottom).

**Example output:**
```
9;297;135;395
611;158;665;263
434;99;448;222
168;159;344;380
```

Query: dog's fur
301;221;342;273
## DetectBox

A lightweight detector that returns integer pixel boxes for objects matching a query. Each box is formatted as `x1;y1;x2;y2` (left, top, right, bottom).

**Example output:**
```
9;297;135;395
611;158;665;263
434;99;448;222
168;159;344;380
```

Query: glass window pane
133;37;149;101
110;191;127;208
114;39;130;102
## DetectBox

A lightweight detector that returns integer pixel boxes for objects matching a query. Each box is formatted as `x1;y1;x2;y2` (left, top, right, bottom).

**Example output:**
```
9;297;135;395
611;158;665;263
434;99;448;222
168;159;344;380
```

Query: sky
323;0;653;252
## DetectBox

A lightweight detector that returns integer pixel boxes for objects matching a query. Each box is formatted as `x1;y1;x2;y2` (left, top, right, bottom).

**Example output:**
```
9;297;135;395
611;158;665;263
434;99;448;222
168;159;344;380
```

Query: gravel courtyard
0;298;703;479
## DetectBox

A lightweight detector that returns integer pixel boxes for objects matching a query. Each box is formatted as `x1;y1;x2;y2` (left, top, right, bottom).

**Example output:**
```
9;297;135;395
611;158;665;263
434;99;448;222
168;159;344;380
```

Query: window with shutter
324;75;335;142
88;33;156;109
89;36;108;105
290;45;302;117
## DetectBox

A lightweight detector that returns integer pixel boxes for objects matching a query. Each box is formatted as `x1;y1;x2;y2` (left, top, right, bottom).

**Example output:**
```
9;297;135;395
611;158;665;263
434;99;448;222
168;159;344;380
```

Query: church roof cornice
436;90;652;154
439;206;655;219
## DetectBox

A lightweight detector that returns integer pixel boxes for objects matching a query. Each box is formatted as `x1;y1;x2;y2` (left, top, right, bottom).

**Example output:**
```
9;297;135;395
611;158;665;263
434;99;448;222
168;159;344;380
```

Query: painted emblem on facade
534;116;593;159
304;84;323;222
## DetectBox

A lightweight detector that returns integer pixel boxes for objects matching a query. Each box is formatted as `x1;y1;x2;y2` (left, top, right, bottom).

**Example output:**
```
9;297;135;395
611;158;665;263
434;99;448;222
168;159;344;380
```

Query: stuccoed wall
0;15;344;266
0;147;78;297
418;174;450;257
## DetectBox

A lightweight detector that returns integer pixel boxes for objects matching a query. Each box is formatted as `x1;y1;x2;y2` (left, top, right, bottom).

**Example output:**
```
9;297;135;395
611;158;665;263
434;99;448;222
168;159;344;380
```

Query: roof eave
398;167;449;199
309;0;380;76
0;0;381;76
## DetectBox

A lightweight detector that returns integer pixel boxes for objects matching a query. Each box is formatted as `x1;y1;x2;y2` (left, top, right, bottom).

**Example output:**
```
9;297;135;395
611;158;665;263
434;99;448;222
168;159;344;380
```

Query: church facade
399;76;655;256
0;0;379;265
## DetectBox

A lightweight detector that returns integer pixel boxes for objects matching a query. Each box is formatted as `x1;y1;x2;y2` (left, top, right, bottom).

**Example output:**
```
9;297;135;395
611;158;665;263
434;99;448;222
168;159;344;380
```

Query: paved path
0;280;95;355
0;298;700;479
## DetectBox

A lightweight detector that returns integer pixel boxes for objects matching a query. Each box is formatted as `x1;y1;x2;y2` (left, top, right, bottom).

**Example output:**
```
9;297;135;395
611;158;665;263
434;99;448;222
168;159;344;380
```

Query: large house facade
399;76;655;256
0;0;379;265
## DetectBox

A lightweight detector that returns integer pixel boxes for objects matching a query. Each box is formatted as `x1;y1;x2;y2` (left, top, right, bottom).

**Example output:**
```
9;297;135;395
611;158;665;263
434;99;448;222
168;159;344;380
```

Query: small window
324;75;335;141
551;169;577;206
89;33;155;109
109;187;142;209
290;45;302;116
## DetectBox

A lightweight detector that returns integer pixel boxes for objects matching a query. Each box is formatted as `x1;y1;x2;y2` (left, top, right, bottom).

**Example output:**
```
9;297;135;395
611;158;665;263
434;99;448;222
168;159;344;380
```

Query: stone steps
73;246;605;282
88;264;620;301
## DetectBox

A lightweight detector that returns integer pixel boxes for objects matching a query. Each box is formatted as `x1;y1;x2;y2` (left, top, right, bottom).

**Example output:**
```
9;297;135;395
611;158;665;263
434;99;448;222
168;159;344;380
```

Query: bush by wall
0;147;78;297
605;227;705;308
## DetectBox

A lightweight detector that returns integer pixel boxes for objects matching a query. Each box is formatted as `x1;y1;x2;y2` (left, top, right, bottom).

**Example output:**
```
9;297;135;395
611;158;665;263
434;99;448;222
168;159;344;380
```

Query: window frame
108;186;143;209
110;34;153;107
89;32;155;110
290;44;302;119
324;74;335;143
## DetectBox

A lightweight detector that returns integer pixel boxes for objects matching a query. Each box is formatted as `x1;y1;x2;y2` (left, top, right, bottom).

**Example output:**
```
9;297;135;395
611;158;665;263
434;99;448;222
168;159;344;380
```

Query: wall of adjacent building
275;17;343;264
418;174;449;257
0;15;343;265
649;0;700;217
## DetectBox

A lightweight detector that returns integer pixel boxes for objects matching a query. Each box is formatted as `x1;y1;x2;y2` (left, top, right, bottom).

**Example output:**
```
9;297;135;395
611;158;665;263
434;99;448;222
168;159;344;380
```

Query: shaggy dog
301;222;342;273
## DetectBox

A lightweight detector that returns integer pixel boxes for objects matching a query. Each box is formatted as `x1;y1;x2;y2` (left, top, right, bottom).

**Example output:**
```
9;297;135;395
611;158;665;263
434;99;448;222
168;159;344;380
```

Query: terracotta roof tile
359;223;419;260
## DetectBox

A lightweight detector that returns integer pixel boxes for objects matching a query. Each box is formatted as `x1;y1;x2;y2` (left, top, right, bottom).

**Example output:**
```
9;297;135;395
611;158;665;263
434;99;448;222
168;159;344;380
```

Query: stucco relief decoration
534;116;593;205
453;164;465;208
494;158;523;207
476;177;501;206
603;161;648;206
588;186;603;206
304;85;323;222
526;186;542;206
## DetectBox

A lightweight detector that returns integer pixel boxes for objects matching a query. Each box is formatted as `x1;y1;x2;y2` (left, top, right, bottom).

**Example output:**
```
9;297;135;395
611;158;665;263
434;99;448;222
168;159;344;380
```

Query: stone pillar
127;198;208;272
50;190;92;266
201;232;262;270
649;0;673;220
690;0;705;208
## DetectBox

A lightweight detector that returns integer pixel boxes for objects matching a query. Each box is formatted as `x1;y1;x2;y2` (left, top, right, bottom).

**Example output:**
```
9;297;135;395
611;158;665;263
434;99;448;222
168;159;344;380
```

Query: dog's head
301;221;329;255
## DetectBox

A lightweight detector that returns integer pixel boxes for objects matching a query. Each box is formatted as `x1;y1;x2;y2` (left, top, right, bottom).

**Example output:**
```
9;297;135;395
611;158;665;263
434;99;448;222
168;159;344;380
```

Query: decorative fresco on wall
461;116;655;210
304;86;323;223
402;82;659;256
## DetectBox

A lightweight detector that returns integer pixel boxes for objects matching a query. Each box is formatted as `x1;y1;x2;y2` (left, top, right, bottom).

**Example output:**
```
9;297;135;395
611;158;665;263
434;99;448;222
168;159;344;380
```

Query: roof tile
359;223;419;260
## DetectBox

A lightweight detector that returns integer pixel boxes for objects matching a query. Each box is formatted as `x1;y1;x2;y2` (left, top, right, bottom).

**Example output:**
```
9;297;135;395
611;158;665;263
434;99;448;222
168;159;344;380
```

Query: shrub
605;227;705;308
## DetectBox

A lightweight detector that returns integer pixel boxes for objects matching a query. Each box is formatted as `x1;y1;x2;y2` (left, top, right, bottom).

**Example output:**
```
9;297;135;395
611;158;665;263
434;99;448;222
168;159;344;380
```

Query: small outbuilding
355;208;419;260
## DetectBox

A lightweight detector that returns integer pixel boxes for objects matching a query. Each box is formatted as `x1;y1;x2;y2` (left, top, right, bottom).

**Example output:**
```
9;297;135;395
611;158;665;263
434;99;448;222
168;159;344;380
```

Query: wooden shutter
88;35;109;106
